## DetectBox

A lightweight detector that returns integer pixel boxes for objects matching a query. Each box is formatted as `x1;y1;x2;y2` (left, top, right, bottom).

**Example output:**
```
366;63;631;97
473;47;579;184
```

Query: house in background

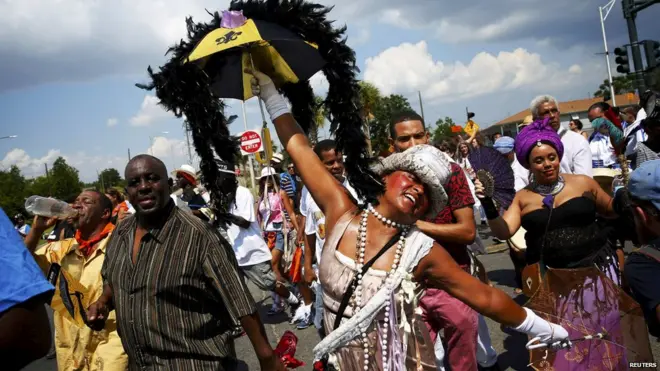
482;93;640;139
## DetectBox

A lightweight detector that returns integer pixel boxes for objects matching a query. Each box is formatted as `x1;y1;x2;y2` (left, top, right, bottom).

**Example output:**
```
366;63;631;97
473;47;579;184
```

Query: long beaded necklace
351;204;410;371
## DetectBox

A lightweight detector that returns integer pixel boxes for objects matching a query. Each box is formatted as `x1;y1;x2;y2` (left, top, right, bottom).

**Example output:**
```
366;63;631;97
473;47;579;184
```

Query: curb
485;243;508;254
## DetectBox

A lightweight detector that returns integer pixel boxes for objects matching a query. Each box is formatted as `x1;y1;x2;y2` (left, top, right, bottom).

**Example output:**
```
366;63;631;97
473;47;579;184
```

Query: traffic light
614;46;630;74
643;40;660;69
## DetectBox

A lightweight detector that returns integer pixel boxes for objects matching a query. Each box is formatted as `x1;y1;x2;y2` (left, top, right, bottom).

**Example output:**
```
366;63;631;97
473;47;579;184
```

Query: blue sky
1;0;658;182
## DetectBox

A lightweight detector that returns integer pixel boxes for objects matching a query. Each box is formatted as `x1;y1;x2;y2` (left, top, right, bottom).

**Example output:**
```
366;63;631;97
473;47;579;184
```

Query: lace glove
247;69;291;121
515;308;571;350
481;196;499;220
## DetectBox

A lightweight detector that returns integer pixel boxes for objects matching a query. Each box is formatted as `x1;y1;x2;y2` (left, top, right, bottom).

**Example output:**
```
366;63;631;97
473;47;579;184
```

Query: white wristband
262;91;290;122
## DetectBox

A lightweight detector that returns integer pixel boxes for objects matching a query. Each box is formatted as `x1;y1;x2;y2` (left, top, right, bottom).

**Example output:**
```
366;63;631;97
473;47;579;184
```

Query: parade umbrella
185;11;325;100
525;267;654;370
468;146;515;210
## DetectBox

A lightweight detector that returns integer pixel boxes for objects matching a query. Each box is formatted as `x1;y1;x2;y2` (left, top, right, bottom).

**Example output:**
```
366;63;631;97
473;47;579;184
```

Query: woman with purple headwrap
476;118;634;370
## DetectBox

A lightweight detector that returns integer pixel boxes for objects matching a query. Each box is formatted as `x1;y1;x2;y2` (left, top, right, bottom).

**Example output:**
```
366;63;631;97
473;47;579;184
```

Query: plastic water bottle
612;176;625;194
24;196;78;219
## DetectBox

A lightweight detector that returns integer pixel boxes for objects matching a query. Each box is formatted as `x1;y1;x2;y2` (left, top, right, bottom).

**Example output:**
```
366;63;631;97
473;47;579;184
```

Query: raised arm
248;69;354;228
416;243;569;347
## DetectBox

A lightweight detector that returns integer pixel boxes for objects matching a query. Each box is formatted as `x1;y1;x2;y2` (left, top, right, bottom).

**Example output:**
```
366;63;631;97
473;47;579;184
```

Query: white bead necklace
352;204;410;371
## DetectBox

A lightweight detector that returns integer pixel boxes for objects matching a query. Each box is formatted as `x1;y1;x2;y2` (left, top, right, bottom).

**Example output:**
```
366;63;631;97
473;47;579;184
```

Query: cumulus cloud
130;95;174;126
309;71;330;97
107;118;118;127
2;136;197;182
0;0;230;91
2;0;658;93
349;0;652;45
364;41;588;104
1;148;62;178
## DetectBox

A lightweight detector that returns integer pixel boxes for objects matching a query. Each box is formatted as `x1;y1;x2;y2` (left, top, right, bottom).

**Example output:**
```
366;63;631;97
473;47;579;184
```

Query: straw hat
171;164;197;179
519;115;534;127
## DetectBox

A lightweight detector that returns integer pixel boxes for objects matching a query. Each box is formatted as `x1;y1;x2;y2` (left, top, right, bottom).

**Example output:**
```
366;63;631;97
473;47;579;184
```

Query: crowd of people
2;68;660;371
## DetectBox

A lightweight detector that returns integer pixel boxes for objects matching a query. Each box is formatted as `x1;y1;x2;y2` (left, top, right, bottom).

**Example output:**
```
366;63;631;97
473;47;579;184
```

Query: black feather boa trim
137;0;383;222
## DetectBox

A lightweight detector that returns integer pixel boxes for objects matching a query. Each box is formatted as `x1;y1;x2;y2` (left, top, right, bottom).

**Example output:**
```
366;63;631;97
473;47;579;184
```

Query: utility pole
418;91;425;120
97;169;105;192
185;122;193;164
599;0;617;105
241;102;256;191
128;148;131;162
44;163;51;196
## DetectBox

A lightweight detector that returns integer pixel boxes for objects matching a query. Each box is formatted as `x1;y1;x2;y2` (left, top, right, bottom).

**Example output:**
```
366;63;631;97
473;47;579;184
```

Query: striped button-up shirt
102;202;257;370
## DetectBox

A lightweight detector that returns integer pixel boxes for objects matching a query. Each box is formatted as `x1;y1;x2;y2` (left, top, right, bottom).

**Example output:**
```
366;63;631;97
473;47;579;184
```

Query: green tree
431;116;464;144
27;176;53;198
308;95;327;145
0;165;29;218
98;168;123;190
358;82;382;154
369;94;412;154
49;157;82;200
594;75;636;101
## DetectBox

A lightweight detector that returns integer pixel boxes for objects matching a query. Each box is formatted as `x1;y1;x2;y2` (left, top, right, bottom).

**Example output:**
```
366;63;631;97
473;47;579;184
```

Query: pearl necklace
352;204;410;371
367;204;409;229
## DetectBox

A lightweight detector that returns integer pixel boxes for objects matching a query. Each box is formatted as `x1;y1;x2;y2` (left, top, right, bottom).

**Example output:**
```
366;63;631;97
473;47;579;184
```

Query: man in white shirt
530;95;593;178
217;161;300;332
300;140;359;336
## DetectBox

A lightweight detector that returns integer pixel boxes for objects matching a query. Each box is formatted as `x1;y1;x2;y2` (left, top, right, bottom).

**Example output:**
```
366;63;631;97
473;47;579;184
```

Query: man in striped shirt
87;155;283;370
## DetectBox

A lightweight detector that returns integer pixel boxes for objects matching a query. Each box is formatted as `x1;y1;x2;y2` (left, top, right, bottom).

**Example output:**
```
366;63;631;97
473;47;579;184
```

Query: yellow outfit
34;235;128;371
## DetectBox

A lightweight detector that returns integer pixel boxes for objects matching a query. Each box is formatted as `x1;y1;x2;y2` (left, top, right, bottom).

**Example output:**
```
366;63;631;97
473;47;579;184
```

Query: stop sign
240;130;263;154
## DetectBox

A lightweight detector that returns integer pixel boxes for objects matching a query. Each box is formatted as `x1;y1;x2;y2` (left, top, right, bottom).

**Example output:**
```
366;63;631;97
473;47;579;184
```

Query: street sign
240;130;263;155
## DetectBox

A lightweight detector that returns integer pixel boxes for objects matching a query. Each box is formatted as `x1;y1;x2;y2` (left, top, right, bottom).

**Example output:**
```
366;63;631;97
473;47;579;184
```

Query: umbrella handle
527;332;604;350
248;52;270;130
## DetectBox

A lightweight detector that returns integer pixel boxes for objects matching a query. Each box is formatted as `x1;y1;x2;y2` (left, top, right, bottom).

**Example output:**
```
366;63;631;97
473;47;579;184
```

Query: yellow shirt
34;235;128;371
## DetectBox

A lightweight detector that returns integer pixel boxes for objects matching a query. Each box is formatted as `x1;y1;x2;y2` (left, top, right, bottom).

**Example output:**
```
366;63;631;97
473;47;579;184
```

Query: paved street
22;227;660;370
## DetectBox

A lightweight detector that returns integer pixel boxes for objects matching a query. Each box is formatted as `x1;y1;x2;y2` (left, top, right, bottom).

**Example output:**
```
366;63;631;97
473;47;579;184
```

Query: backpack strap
633;245;660;263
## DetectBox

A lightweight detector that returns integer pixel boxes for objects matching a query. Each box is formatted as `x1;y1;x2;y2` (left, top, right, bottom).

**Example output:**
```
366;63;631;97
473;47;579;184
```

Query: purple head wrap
514;117;564;169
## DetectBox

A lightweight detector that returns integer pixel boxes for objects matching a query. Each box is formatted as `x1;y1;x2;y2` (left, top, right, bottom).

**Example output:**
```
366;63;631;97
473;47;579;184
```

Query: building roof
491;93;640;127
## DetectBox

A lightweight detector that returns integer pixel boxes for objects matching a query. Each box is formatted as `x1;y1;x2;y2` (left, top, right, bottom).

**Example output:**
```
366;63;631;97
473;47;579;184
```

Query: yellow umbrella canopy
185;18;325;100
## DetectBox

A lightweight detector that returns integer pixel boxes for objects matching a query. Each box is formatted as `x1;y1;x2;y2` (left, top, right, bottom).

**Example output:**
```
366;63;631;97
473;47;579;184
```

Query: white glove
515;308;571;350
246;69;290;121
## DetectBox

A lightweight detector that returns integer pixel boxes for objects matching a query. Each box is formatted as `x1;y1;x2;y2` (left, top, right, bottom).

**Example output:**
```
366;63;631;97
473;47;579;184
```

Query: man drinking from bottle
23;190;128;371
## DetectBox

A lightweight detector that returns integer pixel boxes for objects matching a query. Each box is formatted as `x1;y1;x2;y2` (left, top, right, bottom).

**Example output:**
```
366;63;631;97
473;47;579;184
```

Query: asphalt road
22;227;660;370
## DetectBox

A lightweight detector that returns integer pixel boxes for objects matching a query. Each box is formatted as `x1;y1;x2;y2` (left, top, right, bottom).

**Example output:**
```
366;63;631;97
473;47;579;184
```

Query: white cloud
0;0;232;91
147;136;188;159
568;64;582;74
309;71;330;97
130;95;174;126
1;148;62;178
364;41;589;104
107;118;118;127
350;27;371;47
2;135;198;182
